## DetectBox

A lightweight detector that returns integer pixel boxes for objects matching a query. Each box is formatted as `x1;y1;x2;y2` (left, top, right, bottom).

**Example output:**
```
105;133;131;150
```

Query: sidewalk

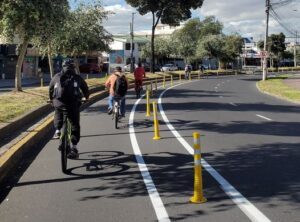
0;73;105;89
0;76;51;88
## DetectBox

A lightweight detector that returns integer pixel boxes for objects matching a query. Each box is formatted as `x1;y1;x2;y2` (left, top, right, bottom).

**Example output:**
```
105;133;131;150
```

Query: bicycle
59;107;72;173
48;99;87;173
135;79;143;99
112;96;122;129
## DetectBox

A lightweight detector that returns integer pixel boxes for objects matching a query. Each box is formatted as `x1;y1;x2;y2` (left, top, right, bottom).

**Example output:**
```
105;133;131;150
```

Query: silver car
161;64;178;72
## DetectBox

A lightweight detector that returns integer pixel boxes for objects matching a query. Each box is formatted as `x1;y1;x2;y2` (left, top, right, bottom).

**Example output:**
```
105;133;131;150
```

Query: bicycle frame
112;97;122;129
60;109;71;173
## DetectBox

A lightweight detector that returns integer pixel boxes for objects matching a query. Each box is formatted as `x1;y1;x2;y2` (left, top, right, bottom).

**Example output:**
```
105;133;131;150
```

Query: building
105;35;149;73
241;37;263;67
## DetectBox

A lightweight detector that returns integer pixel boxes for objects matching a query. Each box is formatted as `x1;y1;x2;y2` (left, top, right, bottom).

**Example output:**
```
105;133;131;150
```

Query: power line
269;6;296;36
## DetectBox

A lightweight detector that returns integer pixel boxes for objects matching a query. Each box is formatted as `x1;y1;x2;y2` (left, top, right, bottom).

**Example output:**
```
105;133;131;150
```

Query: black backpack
54;74;80;103
114;75;128;97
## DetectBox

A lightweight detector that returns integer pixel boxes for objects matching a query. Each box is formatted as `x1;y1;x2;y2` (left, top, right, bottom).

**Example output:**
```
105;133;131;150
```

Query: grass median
257;75;300;104
0;72;170;124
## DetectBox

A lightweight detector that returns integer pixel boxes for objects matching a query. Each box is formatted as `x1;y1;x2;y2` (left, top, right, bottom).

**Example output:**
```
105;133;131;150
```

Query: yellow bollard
163;75;166;88
146;90;151;117
40;77;43;87
152;102;161;140
179;73;182;82
189;72;192;81
190;132;207;204
150;81;153;96
171;75;173;86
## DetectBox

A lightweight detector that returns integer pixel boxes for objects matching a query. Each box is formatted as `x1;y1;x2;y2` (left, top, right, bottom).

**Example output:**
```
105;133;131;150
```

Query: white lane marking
129;97;170;222
158;84;271;222
256;114;272;121
230;102;238;107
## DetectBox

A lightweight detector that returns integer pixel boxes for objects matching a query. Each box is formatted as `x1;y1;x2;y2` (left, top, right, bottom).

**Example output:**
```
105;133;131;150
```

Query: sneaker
53;130;61;139
107;107;113;115
67;146;79;159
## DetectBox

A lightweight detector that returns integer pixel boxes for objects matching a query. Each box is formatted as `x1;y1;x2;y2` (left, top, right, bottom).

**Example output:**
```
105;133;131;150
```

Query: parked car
199;64;209;70
160;64;178;72
79;63;100;73
143;63;161;72
123;64;138;72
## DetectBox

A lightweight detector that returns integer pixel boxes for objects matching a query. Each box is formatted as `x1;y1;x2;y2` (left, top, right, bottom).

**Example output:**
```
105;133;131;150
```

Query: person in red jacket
134;62;146;98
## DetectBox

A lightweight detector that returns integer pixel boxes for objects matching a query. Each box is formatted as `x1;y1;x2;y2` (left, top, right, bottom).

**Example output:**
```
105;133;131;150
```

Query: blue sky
69;0;300;41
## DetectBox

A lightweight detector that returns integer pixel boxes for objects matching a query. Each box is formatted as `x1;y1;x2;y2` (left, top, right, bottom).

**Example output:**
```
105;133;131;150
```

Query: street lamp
130;12;136;73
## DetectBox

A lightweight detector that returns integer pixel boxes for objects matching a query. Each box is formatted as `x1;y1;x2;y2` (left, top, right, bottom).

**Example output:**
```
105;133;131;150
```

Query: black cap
62;58;75;69
115;66;122;72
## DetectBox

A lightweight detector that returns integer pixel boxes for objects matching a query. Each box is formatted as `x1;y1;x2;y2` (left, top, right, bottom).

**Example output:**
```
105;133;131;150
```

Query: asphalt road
0;75;299;222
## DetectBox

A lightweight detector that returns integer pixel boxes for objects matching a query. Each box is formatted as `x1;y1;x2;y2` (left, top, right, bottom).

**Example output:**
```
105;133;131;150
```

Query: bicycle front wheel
61;124;68;173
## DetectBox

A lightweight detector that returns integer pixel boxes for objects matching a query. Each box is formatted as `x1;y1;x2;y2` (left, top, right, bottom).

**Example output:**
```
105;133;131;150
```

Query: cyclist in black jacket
49;59;89;159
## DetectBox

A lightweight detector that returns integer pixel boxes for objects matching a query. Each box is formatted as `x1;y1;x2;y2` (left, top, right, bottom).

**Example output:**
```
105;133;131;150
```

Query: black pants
54;105;80;145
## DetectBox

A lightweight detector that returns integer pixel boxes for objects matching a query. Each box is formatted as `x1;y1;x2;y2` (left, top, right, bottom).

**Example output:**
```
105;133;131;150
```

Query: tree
0;0;69;91
269;33;286;63
33;1;69;78
221;35;243;67
198;16;223;40
173;18;202;63
52;2;112;73
125;0;204;72
257;33;286;67
196;34;225;68
140;36;173;63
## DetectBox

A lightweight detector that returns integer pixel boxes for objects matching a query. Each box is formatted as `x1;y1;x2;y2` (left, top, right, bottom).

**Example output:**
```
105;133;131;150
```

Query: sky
70;0;300;41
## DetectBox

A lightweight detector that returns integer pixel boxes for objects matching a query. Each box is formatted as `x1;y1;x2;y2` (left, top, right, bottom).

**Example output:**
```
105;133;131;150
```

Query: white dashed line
129;96;170;222
256;114;272;121
230;102;238;106
158;83;271;222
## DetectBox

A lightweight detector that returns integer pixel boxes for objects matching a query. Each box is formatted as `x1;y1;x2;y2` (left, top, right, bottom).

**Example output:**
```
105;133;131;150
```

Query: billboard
109;50;124;73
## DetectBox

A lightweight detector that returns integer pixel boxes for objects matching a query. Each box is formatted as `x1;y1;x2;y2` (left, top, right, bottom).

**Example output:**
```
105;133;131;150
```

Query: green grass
0;88;48;123
0;77;107;123
257;76;300;104
0;73;171;123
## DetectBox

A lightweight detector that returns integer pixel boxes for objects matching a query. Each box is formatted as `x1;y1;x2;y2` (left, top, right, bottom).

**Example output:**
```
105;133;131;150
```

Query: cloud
102;0;300;41
103;4;153;35
198;0;300;40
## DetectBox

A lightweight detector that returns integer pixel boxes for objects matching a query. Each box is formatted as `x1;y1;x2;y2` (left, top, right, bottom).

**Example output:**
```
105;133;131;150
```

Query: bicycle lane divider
157;82;272;222
127;80;193;222
129;95;171;222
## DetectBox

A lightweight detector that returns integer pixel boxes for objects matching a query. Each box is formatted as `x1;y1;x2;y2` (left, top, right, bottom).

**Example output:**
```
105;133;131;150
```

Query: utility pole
130;12;135;73
294;31;297;67
263;0;270;81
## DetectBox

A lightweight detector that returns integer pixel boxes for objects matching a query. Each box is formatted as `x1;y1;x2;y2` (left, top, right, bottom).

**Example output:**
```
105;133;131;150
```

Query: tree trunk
48;44;54;78
15;40;29;91
73;55;80;74
150;11;162;73
151;24;155;73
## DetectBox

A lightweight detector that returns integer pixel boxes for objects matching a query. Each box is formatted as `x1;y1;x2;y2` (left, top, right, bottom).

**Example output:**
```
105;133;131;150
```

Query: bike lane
0;90;157;222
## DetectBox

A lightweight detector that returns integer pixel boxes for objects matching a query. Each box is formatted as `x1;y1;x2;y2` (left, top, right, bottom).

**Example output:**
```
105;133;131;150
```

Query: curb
0;89;108;185
0;104;52;142
256;82;300;106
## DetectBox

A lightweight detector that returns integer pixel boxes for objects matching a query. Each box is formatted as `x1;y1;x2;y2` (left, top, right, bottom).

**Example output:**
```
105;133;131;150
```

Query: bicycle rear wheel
114;108;119;129
61;124;68;173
